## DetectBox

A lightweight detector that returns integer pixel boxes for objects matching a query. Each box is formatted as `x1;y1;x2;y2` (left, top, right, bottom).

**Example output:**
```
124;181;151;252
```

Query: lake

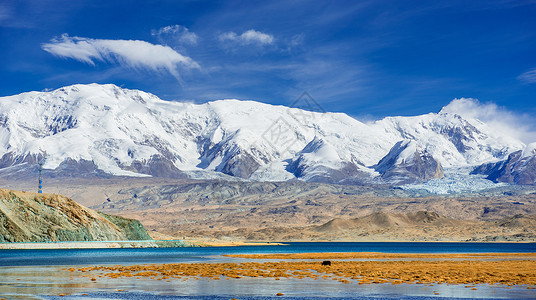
1;242;535;299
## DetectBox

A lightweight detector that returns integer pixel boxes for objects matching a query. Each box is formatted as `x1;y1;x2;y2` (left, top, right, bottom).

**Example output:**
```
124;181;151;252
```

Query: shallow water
1;266;534;299
1;242;535;299
1;268;534;300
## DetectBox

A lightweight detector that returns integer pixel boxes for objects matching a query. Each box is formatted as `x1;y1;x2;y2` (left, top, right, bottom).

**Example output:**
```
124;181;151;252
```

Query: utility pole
38;161;43;194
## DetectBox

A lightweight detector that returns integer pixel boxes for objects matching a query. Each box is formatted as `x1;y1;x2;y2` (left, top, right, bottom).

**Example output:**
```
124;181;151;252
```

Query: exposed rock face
197;139;266;179
123;155;186;179
220;150;261;179
286;137;369;184
0;153;43;169
0;155;112;180
0;189;151;242
374;140;444;184
472;143;536;185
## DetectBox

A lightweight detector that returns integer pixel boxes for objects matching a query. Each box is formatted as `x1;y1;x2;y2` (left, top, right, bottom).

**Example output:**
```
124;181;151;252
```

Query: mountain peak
0;84;527;185
374;140;445;184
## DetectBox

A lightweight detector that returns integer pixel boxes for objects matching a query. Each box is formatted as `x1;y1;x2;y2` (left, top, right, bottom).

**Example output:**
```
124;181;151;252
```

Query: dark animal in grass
321;261;331;266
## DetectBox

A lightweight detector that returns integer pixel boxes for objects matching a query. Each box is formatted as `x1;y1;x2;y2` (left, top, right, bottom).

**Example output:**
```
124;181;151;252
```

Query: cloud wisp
42;34;200;81
152;25;199;46
219;29;274;46
0;3;11;23
441;98;536;143
517;68;536;84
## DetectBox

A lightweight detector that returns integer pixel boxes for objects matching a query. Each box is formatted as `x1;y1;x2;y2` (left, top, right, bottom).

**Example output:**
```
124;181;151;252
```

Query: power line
38;161;43;194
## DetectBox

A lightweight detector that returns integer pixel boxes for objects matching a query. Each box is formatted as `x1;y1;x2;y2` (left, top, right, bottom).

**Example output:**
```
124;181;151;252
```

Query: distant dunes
0;189;151;242
179;210;536;242
315;211;454;232
309;211;536;242
309;212;536;242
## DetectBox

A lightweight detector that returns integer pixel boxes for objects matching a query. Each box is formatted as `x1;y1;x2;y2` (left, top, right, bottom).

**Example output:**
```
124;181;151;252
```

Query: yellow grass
68;252;536;286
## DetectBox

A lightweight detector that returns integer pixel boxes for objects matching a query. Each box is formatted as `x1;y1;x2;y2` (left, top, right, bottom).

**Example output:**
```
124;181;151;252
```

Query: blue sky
1;0;535;139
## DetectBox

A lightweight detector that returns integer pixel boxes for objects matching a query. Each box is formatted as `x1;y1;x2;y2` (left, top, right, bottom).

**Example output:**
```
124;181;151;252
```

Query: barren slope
0;188;151;242
181;212;536;242
83;180;536;242
3;178;535;243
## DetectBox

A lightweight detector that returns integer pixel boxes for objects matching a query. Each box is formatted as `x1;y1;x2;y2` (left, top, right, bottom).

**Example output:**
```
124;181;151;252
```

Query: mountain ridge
0;83;528;185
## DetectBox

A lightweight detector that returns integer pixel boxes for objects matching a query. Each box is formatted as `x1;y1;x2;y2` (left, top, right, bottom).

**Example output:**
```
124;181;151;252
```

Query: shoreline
0;240;192;250
0;240;286;250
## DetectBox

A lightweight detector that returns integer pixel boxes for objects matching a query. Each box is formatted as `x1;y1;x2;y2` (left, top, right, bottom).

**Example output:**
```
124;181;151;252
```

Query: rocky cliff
0;188;151;242
472;143;536;185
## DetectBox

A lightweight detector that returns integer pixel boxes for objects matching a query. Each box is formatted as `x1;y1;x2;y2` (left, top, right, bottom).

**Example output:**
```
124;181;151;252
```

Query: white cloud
517;68;536;84
42;34;199;80
0;3;11;22
152;25;198;46
289;33;305;47
219;29;274;46
440;98;536;143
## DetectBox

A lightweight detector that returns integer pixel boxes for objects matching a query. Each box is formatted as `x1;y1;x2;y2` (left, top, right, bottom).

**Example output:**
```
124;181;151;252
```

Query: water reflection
0;265;535;299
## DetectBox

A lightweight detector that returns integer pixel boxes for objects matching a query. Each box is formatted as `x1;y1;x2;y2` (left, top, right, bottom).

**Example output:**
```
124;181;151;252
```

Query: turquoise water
1;242;536;299
2;242;536;267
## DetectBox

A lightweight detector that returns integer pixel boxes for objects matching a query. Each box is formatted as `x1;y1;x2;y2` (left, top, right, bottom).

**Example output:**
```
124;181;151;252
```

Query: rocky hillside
0;188;151;242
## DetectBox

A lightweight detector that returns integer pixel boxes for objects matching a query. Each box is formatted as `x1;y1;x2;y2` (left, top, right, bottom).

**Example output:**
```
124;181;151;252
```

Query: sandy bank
0;239;285;249
186;238;286;247
0;240;192;249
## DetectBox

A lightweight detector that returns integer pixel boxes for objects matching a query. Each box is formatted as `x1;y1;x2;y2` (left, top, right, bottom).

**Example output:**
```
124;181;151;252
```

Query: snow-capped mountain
472;143;536;185
0;84;527;184
374;140;444;185
285;137;368;183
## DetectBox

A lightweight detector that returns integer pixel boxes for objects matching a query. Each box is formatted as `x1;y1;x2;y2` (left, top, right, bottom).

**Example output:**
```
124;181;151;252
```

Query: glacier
401;167;509;194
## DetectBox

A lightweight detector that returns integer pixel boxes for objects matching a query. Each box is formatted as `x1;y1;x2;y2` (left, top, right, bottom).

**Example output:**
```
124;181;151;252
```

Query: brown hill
0;189;151;242
177;211;536;242
316;211;451;232
495;214;536;228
